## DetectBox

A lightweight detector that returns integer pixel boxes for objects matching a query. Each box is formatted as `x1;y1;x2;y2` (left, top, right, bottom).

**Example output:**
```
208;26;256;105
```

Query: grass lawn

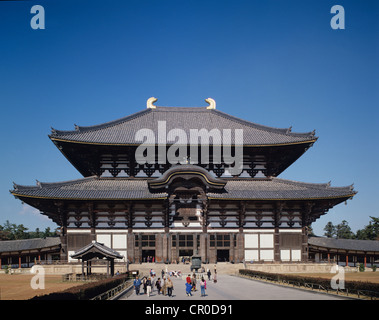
0;274;85;300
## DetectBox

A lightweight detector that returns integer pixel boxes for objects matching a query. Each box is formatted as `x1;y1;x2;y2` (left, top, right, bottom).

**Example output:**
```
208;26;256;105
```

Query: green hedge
239;269;379;297
30;273;132;300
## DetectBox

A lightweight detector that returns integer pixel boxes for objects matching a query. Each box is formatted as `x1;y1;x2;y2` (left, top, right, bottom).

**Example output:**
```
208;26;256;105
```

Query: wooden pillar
156;233;163;263
200;233;208;263
237;227;244;263
364;254;367;268
327;252;330;263
162;231;169;264
88;203;96;242
58;207;68;262
230;232;234;263
110;259;115;276
18;256;21;269
138;233;142;263
346;254;349;267
274;202;283;262
127;231;135;263
274;227;280;262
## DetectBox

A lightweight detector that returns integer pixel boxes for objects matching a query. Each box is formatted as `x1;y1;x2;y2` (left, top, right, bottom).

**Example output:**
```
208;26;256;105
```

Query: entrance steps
128;262;243;276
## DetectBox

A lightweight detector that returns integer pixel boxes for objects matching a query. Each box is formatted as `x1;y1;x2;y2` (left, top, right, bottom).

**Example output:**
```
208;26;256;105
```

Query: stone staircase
127;262;244;277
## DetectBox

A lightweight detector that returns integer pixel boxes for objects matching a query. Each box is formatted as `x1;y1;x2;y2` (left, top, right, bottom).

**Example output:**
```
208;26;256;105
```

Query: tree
335;220;354;239
324;221;336;238
355;217;379;240
0;221;58;240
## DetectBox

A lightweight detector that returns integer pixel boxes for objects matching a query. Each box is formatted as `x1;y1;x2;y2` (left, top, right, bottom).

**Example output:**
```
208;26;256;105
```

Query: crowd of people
132;266;218;298
133;275;175;297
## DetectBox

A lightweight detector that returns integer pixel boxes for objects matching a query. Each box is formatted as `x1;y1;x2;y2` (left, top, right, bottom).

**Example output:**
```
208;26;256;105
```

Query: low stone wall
1;262;356;276
245;263;336;273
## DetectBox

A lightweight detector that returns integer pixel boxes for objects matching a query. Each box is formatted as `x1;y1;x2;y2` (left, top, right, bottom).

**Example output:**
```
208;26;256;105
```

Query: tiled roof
71;241;123;259
208;178;356;200
0;237;60;253
11;176;355;201
50;106;316;146
308;237;379;253
12;176;167;200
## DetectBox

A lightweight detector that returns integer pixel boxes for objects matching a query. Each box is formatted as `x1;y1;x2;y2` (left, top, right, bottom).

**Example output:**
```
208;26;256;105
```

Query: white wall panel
291;250;301;261
259;234;274;248
97;234;111;247
244;250;259;261
260;250;274;261
280;250;290;261
113;234;127;249
244;234;258;248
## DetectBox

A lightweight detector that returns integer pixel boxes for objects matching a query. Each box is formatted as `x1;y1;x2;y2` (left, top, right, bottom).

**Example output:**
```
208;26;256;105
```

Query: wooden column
126;202;135;263
127;231;135;263
301;202;314;262
200;199;209;263
237;201;246;263
346;254;349;267
57;203;68;262
274;201;283;262
88;203;96;242
163;202;170;264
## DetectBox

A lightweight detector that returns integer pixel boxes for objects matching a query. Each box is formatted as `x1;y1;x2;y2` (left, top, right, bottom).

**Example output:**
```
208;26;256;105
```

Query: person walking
133;276;141;296
166;277;174;297
207;268;211;281
213;271;217;283
156;277;161;295
142;277;147;294
200;277;206;297
146;277;152;297
185;281;192;296
162;277;167;296
191;273;197;291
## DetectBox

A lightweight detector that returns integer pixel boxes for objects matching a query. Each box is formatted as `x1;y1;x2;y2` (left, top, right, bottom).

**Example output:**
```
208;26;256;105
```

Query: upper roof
11;175;355;201
50;105;317;146
308;236;379;253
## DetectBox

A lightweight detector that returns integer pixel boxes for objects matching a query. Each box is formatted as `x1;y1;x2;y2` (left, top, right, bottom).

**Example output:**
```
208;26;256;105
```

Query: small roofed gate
71;241;123;277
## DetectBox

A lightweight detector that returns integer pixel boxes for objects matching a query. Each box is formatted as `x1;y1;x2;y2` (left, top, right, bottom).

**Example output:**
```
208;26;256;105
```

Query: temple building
10;98;356;264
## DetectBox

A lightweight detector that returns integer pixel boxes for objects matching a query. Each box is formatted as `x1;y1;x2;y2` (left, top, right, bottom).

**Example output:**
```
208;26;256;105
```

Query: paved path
120;274;346;300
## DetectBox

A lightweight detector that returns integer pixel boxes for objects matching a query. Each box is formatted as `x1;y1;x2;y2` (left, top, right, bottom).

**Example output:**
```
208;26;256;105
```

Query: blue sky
0;0;378;236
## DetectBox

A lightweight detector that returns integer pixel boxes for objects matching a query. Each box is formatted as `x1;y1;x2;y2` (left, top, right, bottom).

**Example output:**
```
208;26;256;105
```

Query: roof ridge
211;109;316;138
272;177;354;191
13;176;98;190
50;109;152;136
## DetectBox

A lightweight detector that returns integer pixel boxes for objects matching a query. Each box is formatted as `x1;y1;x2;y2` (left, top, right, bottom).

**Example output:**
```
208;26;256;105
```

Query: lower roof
11;176;356;201
0;237;61;254
308;236;379;253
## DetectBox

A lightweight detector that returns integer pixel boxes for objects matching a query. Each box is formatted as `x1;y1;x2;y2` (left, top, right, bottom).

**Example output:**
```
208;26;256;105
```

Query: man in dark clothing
133;276;142;295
